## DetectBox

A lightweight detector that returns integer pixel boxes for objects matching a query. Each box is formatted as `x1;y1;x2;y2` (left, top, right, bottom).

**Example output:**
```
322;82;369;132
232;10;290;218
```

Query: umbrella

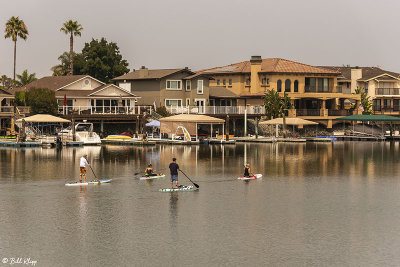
260;118;318;126
146;120;160;127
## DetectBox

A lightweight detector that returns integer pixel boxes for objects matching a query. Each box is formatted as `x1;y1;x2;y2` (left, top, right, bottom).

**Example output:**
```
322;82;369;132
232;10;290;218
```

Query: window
217;80;220;86
317;78;329;92
223;79;226;86
209;99;215;106
58;99;73;106
166;80;182;90
186;80;191;91
305;78;316;92
294;80;299;92
394;99;400;111
197;80;204;94
373;99;381;111
285;79;291;92
229;79;232;86
246;78;250;86
262;78;269;85
365;82;369;93
186;98;190;106
165;99;182;107
384;99;391;109
277;80;282;92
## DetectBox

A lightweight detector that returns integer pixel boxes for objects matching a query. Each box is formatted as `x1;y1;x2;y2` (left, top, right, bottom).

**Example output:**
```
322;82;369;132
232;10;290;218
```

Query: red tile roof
200;58;339;75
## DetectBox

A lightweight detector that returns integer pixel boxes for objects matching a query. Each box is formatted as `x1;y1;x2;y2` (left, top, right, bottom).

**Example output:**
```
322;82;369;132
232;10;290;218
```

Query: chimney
351;67;362;93
250;56;262;93
138;66;149;78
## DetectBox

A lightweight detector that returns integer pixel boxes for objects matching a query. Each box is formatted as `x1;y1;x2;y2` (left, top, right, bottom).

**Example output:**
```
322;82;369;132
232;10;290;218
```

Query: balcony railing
166;106;265;115
328;109;354;116
373;106;400;113
0;106;31;116
295;109;321;116
375;88;400;95
304;86;352;94
57;106;151;115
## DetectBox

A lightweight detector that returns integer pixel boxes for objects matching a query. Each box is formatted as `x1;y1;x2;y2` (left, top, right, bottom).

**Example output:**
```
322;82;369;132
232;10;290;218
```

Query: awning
16;114;71;123
146;120;160;127
260;118;318;126
159;114;225;124
336;115;400;122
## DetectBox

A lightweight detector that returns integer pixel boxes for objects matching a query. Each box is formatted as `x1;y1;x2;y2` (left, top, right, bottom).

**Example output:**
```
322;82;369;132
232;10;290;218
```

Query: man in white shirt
80;154;90;183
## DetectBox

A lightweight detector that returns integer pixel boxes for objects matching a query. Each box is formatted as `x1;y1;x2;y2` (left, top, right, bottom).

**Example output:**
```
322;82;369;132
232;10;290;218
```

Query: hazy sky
1;0;400;78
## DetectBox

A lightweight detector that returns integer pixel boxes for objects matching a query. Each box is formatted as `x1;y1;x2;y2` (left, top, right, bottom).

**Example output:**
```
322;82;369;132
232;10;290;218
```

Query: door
195;99;205;114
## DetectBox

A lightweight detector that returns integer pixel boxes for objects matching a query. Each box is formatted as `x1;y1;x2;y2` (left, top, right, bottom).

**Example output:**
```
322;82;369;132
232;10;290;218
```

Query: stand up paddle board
159;185;198;192
140;174;166;180
237;174;262;180
65;179;112;186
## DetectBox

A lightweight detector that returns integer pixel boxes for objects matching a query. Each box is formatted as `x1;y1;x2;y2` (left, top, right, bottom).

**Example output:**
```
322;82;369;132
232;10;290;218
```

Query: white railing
167;106;265;115
57;106;152;115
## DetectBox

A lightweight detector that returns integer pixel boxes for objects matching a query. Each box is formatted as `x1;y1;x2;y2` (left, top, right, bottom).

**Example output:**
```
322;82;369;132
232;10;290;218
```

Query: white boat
59;122;101;145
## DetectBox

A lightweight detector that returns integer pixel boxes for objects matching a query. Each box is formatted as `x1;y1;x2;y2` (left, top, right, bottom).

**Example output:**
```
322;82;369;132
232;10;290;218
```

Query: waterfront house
113;66;210;109
12;75;141;116
322;66;400;116
196;56;361;128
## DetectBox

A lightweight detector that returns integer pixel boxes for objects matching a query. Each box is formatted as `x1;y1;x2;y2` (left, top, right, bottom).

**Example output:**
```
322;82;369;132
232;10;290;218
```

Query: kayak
237;174;263;180
65;179;112;186
159;185;198;192
140;174;166;180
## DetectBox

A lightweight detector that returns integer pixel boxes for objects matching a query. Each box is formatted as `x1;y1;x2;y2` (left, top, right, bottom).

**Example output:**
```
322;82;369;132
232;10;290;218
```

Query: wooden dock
0;141;40;147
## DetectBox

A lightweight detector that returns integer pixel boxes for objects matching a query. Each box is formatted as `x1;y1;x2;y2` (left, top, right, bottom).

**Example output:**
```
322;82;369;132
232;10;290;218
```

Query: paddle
179;170;199;188
88;164;100;184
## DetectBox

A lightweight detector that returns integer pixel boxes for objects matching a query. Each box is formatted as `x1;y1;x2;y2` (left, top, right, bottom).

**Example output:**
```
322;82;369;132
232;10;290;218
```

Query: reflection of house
113;66;210;108
322;66;400;115
12;75;141;116
198;56;361;127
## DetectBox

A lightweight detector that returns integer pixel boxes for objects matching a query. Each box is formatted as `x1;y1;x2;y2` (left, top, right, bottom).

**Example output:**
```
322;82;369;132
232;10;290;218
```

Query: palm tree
16;69;37;86
60;20;83;75
4;16;29;80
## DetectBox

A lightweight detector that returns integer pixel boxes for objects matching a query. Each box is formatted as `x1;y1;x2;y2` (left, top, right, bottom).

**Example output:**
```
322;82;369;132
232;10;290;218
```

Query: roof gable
13;75;87;92
57;76;105;91
89;84;137;97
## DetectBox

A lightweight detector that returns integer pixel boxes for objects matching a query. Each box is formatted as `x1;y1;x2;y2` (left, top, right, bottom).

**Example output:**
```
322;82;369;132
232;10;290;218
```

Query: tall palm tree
60;20;83;75
4;16;29;80
16;69;37;86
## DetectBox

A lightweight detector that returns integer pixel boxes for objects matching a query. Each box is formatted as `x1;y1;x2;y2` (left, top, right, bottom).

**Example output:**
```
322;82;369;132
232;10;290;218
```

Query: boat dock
0;141;40;147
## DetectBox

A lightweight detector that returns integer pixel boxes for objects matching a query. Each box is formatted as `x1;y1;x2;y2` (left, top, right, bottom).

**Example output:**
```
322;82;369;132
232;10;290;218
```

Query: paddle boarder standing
169;158;179;189
80;154;90;183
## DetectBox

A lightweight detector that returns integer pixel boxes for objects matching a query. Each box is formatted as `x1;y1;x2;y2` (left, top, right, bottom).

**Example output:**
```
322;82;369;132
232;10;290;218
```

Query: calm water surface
1;142;400;266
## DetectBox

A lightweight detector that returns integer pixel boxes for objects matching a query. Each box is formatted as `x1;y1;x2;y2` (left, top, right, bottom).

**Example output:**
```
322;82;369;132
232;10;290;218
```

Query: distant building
113;66;210;108
198;56;361;128
322;66;400;115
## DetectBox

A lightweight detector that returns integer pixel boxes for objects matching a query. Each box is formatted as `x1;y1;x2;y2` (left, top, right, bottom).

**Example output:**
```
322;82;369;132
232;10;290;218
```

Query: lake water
1;142;400;266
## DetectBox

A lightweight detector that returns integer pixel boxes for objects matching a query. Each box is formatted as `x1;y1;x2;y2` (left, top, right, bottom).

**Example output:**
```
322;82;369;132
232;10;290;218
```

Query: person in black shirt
244;163;253;177
169;158;179;189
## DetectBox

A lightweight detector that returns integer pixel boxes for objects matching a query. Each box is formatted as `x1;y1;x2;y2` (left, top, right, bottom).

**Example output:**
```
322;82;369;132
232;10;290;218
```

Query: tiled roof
11;75;87;93
209;87;238;98
200;58;339;75
113;68;193;80
321;66;400;81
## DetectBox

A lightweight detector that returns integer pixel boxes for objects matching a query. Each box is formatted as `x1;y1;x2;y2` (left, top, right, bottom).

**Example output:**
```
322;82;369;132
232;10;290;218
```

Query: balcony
375;88;400;95
166;106;265;115
373;106;400;114
57;106;151;116
335;86;351;94
0;106;31;117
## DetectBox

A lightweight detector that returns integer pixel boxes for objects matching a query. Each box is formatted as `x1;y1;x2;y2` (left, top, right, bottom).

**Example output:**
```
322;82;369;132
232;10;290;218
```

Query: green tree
14;91;27;106
51;52;85;76
0;75;17;90
354;87;373;114
60;20;83;75
26;88;58;115
4;16;29;80
264;89;292;137
80;38;129;83
16;69;37;86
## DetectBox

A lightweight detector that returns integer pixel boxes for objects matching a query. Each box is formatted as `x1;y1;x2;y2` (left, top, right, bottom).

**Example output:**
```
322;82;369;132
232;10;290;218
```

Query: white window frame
165;99;182;107
186;80;191;91
166;80;182;90
197;80;204;94
186;98;190;106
